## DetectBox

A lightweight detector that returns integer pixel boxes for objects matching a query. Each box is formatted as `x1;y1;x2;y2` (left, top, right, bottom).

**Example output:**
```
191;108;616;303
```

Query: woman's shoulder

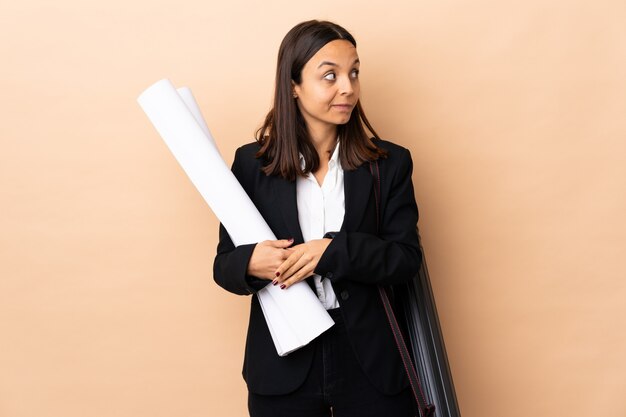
230;140;264;183
235;140;263;159
371;138;413;174
372;137;411;158
233;140;265;168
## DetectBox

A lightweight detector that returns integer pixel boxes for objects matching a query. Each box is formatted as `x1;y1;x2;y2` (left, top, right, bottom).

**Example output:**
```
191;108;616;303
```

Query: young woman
213;20;422;417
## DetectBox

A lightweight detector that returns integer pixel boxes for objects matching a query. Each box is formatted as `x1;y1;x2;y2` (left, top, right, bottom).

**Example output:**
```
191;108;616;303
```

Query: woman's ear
291;80;298;98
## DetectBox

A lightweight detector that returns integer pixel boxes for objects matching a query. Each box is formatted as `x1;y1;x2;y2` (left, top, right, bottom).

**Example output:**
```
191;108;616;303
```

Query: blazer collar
273;176;305;244
273;162;373;243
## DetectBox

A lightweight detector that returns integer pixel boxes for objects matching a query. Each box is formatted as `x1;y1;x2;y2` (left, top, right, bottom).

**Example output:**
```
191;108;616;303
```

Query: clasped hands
246;238;331;289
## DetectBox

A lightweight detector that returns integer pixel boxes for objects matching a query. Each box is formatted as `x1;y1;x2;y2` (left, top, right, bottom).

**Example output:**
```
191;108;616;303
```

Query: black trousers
248;308;415;417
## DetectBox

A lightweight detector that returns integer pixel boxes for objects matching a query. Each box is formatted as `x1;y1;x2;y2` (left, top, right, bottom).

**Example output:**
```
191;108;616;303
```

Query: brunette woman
213;20;422;417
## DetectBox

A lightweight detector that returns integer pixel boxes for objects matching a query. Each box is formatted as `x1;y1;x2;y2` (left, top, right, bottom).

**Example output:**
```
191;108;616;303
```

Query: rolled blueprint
137;79;334;356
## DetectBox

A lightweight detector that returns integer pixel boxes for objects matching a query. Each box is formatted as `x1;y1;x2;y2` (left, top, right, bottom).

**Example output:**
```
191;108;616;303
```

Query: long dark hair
255;20;387;181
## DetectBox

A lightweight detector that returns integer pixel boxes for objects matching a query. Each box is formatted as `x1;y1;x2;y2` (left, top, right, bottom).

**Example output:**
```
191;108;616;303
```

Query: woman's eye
323;72;336;81
351;69;360;78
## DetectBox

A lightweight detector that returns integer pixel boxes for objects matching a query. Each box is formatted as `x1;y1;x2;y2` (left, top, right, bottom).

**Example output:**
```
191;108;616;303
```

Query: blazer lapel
273;176;305;244
272;162;373;238
272;176;314;291
342;163;374;232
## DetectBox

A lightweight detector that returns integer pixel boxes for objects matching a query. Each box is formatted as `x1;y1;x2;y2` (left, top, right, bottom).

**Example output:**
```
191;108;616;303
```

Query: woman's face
292;39;360;136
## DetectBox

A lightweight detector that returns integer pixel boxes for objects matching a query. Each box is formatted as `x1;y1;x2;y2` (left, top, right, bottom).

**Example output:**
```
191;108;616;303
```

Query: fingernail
280;284;286;289
272;279;278;286
275;271;280;277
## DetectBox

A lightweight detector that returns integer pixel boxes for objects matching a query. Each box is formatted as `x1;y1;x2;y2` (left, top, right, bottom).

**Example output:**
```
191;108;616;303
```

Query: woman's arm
273;146;421;289
213;224;262;295
212;146;295;295
314;147;422;286
212;147;261;295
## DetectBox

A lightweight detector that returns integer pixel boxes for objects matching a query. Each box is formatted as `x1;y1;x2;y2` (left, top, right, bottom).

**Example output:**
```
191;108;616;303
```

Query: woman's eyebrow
317;58;360;69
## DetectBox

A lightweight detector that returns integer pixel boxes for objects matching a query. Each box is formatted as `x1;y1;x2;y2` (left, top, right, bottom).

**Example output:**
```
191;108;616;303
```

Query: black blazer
213;138;422;396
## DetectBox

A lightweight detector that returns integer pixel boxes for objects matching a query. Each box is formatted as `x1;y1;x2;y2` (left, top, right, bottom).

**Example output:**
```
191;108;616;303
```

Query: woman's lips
332;104;353;111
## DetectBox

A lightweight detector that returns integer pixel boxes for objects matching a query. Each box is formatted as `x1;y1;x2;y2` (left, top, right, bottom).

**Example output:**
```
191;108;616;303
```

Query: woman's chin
333;115;352;125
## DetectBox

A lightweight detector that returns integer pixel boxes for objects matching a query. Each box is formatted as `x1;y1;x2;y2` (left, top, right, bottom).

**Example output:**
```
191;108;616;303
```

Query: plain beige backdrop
1;1;625;416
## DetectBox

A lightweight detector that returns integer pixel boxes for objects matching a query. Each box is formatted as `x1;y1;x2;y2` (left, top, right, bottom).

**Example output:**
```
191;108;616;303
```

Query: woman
213;20;422;416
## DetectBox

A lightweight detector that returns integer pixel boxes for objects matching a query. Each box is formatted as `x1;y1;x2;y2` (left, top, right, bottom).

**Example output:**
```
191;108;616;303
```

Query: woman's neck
308;125;338;160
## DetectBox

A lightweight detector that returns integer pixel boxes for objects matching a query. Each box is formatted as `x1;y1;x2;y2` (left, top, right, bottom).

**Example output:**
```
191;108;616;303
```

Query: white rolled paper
175;87;219;155
137;79;334;356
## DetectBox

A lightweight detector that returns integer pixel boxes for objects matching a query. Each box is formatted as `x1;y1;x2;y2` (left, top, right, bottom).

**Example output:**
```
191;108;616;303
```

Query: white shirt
296;142;343;310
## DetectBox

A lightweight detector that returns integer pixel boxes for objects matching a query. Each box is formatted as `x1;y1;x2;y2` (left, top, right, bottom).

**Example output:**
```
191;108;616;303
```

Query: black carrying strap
369;160;436;417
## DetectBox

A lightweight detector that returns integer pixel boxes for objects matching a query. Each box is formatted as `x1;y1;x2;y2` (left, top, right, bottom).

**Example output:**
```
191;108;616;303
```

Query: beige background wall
1;1;624;416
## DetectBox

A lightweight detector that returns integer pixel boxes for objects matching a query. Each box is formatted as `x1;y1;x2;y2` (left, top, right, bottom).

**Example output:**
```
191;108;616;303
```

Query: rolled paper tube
175;86;222;157
137;79;334;356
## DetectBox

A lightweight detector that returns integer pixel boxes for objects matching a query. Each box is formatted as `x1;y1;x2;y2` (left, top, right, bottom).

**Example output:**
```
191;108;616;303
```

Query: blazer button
340;290;349;301
325;272;334;280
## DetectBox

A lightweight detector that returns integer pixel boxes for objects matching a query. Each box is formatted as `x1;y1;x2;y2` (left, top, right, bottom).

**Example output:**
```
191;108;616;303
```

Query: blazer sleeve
314;147;422;287
212;147;269;296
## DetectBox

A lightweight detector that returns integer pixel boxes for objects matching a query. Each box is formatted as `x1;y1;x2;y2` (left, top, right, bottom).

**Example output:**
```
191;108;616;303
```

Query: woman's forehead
306;40;359;68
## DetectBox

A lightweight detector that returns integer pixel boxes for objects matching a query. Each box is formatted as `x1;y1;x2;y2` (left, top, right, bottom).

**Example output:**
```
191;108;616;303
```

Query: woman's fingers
282;252;309;281
247;239;295;280
273;239;331;289
273;249;302;281
274;250;311;289
279;263;315;289
269;238;295;248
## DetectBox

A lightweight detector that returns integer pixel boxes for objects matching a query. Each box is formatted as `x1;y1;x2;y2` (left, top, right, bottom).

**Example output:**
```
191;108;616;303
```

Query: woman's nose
338;75;354;96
